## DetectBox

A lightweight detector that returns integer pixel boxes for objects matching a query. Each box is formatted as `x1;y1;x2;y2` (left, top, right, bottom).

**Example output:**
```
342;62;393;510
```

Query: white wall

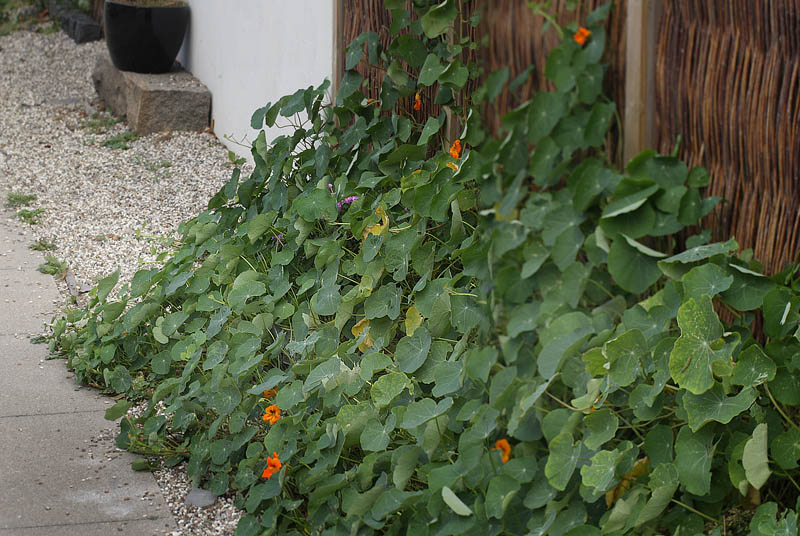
178;0;335;161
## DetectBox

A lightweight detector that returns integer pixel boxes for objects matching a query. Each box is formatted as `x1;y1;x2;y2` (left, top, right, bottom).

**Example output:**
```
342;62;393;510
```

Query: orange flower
493;438;511;463
449;139;462;159
262;404;281;425
261;451;282;479
413;92;422;111
263;387;278;400
574;27;591;46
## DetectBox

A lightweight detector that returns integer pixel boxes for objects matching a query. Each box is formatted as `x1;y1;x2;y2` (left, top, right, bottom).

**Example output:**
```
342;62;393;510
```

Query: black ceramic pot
104;0;189;74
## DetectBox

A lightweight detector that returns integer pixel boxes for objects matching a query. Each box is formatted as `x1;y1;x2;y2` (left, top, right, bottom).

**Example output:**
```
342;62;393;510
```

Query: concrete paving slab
0;277;56;335
0;412;173;532
0;263;59;335
0;231;35;266
0;335;107;417
0;517;172;535
0;192;175;535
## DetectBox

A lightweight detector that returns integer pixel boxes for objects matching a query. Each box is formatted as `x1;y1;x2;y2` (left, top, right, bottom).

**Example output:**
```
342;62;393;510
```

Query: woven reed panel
655;0;800;274
340;0;626;161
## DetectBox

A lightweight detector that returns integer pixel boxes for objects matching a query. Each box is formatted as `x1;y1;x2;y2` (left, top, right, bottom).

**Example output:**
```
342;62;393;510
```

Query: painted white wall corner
177;0;335;163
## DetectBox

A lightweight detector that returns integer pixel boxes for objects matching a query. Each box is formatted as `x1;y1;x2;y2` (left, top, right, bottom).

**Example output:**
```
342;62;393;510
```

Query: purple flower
328;183;334;193
337;195;360;211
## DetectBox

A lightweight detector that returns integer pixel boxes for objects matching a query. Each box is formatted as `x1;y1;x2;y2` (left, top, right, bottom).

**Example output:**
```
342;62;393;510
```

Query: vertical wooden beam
623;0;659;163
331;0;345;102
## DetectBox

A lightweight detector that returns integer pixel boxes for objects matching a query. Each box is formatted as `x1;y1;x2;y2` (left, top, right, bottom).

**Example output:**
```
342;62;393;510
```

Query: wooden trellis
336;0;626;160
336;0;800;276
654;0;800;275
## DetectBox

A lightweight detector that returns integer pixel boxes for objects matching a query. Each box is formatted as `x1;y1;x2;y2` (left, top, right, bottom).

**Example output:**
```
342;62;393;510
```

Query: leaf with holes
669;295;732;394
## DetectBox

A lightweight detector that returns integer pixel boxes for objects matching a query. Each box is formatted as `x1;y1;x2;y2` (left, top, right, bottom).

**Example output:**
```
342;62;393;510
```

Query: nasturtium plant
49;1;800;534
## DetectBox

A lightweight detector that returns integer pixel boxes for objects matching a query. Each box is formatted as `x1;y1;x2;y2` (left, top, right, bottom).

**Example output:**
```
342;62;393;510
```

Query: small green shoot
17;208;45;225
145;160;172;172
30;237;57;251
101;131;137;150
82;112;122;134
6;192;37;208
227;150;246;166
38;255;67;276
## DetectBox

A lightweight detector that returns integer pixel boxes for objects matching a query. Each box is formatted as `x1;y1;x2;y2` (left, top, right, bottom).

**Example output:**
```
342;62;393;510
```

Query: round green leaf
682;384;756;432
675;426;714;495
731;345;776;387
371;372;410;408
545;432;580;491
401;397;452;429
682;263;733;297
580;450;618;493
203;340;229;371
771;427;800;470
528;91;566;142
743;423;770;490
311;285;341;317
418;54;445;86
608;238;662;294
441;486;472;517
395;326;431;373
484;474;520;519
669;295;730;394
360;414;396;452
583;409;618;450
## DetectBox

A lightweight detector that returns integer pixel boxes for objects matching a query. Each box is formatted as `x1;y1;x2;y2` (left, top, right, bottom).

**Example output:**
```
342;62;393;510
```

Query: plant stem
671;499;720;525
765;383;799;429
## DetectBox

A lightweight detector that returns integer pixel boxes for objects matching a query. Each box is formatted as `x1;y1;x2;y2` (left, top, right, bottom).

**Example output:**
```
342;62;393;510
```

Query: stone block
91;52;127;117
91;50;211;135
125;70;211;135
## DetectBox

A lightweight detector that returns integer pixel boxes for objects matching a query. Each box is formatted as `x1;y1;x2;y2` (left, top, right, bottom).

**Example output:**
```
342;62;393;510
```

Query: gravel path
0;29;247;535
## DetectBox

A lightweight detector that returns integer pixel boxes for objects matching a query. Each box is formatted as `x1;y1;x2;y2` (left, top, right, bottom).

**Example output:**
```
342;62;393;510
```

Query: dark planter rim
105;0;189;8
104;0;190;74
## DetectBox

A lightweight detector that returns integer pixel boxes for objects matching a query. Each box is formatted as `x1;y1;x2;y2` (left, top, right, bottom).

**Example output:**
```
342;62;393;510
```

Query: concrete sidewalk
0;202;175;534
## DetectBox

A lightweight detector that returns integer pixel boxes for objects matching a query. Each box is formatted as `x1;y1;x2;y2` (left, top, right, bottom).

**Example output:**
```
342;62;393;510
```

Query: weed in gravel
146;159;172;172
0;0;52;36
34;21;59;34
30;237;56;251
17;208;45;224
135;155;172;180
6;191;36;208
82;112;121;134
101;131;137;150
37;254;67;276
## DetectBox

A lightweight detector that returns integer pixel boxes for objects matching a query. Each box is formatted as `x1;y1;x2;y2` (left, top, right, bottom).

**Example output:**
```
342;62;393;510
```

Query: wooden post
623;0;660;163
331;0;345;102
